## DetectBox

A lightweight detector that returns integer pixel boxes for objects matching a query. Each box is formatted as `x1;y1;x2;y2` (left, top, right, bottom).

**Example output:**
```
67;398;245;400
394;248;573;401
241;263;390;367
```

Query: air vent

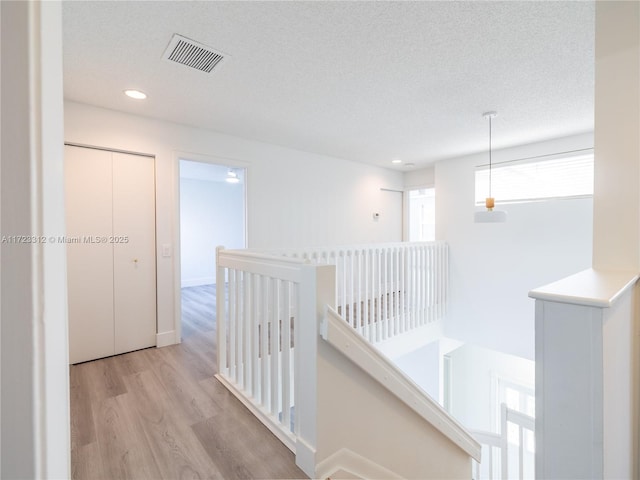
162;34;228;74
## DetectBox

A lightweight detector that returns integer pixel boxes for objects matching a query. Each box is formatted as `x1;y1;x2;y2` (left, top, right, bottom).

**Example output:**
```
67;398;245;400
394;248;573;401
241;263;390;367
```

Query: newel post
215;246;227;376
530;269;638;479
295;263;336;477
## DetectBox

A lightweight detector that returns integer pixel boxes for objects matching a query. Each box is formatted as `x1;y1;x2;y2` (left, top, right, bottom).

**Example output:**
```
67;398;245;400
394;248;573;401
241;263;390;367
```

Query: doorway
407;187;435;242
178;159;246;340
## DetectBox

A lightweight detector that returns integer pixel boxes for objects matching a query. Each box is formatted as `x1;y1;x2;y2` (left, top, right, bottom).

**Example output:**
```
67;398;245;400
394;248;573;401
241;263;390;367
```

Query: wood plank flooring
70;284;308;480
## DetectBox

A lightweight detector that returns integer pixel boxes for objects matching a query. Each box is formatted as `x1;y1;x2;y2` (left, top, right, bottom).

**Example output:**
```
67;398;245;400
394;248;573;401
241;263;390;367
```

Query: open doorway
407;187;435;242
178;158;246;340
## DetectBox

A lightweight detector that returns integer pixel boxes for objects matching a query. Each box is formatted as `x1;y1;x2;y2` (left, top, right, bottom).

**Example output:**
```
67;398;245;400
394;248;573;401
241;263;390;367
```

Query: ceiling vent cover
162;34;228;74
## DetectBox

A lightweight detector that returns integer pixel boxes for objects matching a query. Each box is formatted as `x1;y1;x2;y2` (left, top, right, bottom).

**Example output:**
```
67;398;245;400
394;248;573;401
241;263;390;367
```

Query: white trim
214;374;296;452
156;330;177;348
294;437;316;478
217;249;306;282
529;268;639;308
315;448;403;480
172;152;183;347
1;2;69;477
63;142;154;158
402;188;409;241
321;307;482;462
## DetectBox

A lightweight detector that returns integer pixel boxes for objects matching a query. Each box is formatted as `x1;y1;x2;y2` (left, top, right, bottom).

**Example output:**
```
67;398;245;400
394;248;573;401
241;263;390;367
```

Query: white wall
593;1;640;271
448;344;534;432
317;335;474;479
1;2;70;477
392;340;440;401
64;101;403;342
436;133;594;360
404;165;435;189
180;177;245;286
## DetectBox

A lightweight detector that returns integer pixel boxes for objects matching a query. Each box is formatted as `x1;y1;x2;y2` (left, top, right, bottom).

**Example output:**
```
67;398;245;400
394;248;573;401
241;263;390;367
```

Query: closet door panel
65;146;115;364
112;152;157;354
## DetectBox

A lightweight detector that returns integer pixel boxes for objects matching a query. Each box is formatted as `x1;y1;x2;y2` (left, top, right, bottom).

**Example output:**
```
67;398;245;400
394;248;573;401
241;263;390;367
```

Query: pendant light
474;111;507;223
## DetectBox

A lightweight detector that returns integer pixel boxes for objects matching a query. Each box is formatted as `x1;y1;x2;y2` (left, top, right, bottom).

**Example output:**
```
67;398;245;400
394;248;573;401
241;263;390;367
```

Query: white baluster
261;275;270;408
281;281;292;432
400;246;406;334
252;274;260;400
229;269;237;381
363;249;370;341
376;248;382;343
382;247;388;340
216;247;227;376
270;277;280;417
236;270;244;386
355;250;362;335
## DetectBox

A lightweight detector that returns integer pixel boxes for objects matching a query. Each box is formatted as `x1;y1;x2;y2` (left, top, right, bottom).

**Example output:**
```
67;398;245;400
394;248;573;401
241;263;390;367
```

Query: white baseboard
156;330;178;347
295;437;316;479
181;277;215;288
315;448;402;480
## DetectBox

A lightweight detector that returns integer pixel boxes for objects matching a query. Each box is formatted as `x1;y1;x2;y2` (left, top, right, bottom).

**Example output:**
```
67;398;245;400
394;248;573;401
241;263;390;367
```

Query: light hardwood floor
70;284;308;480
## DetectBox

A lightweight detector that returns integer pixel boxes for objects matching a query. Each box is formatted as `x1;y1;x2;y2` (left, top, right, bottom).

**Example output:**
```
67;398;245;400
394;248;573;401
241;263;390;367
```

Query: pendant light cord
488;115;492;199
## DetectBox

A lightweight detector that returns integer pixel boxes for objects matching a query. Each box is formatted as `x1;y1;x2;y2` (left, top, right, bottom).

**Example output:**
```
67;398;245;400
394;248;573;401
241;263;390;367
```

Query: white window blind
475;151;594;205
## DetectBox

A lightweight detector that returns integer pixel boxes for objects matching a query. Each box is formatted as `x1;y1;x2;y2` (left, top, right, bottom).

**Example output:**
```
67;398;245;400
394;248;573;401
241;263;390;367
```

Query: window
495;378;536;479
408;187;435;241
475;150;594;205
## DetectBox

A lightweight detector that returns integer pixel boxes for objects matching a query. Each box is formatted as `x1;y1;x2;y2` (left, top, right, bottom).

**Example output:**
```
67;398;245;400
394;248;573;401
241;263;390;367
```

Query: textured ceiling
62;1;594;170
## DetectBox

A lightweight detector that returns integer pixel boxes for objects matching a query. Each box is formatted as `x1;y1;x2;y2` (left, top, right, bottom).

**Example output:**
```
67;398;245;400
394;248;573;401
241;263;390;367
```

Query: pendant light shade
475;111;507;223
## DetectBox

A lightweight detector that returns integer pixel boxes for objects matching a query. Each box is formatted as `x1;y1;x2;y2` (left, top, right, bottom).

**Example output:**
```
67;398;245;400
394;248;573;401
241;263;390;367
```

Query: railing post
530;270;638;479
295;263;336;477
216;246;227;376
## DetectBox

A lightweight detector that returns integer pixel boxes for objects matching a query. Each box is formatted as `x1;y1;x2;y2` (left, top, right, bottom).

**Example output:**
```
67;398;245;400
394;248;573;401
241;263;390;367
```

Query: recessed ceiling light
391;159;402;164
124;89;147;100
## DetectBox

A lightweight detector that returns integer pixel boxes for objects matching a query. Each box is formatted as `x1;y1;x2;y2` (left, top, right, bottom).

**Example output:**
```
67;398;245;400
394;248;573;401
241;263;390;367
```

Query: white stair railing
255;241;449;344
471;404;535;480
470;431;503;480
502;404;535;480
215;243;462;477
215;248;333;452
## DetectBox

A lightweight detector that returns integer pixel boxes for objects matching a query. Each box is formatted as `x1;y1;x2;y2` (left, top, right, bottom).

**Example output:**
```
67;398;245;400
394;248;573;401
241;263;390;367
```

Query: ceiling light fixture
392;159;402;164
226;170;240;184
124;89;147;100
474;111;507;223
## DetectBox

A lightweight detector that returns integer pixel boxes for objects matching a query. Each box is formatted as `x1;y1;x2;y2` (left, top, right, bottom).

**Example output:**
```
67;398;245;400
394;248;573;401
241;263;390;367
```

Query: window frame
474;149;594;206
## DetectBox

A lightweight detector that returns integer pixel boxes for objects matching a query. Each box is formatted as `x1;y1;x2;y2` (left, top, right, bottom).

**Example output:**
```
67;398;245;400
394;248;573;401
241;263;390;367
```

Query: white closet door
65;146;115;364
65;146;157;364
112;152;157;355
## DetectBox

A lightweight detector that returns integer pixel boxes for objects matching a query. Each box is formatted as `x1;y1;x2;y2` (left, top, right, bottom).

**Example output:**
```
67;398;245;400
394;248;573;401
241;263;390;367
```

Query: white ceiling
62;1;595;170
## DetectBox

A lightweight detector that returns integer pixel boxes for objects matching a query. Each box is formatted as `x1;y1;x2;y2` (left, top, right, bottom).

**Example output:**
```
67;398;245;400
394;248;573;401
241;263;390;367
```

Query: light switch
162;243;172;257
